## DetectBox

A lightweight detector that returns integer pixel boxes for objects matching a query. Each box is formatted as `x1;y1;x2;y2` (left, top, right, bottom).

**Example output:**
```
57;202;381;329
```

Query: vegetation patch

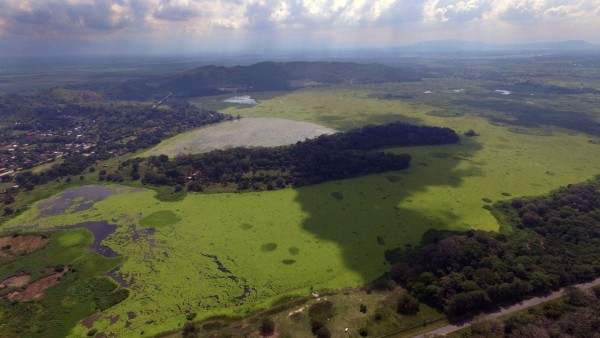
240;223;253;230
330;192;344;201
282;259;296;265
261;243;278;252
139;210;181;228
508;126;554;136
386;175;401;183
426;110;464;117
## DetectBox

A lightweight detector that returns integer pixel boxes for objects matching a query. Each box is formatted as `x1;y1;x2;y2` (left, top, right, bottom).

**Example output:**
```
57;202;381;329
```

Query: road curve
412;277;600;337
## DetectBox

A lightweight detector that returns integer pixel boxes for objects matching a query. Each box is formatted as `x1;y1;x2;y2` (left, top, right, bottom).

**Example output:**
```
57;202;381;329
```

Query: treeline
384;177;600;319
462;286;600;337
502;286;600;337
135;122;459;191
14;155;96;190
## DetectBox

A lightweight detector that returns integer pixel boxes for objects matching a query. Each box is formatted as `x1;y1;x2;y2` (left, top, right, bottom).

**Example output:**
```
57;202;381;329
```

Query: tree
397;293;420;315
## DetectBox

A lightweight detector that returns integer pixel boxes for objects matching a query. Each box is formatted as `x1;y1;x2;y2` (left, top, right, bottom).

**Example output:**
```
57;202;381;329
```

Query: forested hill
108;61;424;99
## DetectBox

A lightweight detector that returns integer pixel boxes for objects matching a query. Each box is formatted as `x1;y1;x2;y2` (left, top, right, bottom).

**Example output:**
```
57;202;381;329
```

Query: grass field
3;82;600;336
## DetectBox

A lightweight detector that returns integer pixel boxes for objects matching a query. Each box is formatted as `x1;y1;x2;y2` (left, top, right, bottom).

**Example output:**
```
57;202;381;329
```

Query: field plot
141;117;337;157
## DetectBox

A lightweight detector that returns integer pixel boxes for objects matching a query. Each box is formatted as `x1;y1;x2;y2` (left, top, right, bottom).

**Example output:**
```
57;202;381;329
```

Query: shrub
182;322;198;338
397;293;420;315
316;326;331;338
259;317;275;337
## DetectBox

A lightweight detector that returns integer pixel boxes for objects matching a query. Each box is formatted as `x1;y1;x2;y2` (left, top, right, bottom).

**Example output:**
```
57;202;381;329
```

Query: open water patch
35;185;143;218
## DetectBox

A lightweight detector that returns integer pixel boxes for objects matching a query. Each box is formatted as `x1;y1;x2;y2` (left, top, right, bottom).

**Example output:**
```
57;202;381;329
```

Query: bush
311;320;324;336
316;326;331;338
397;293;420;315
3;207;14;216
308;301;334;322
182;322;198;338
259;317;275;336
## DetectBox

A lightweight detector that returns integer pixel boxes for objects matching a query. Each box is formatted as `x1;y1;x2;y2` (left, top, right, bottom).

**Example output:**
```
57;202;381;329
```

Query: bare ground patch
0;272;31;291
0;235;50;263
6;266;68;302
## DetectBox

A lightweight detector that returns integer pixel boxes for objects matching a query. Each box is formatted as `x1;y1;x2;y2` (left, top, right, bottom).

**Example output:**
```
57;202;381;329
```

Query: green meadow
3;83;600;336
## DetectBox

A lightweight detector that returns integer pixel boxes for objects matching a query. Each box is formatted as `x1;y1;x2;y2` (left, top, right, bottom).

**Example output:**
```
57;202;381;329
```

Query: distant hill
399;40;600;53
108;61;423;99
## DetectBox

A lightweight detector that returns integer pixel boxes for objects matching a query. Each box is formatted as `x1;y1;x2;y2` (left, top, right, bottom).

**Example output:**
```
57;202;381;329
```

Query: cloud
424;0;490;23
0;0;598;54
153;0;201;21
0;0;142;36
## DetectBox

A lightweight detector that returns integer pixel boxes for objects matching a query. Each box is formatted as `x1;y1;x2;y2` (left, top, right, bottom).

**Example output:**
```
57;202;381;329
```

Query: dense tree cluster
385;178;600;319
136;123;459;191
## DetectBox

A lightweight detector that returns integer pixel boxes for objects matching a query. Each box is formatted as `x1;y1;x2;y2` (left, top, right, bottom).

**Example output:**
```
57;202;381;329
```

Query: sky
0;0;599;55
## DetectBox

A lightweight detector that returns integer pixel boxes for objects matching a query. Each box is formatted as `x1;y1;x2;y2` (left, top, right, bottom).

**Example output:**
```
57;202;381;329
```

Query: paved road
412;278;600;337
